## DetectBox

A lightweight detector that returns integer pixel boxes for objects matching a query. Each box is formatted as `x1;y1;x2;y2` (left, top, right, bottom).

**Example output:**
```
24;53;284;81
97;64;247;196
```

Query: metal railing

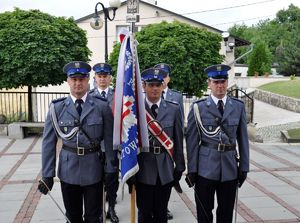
0;90;253;124
0;91;69;123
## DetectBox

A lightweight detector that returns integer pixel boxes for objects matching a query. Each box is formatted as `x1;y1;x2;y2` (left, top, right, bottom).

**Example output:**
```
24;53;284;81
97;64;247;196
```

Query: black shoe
167;208;173;220
106;206;119;223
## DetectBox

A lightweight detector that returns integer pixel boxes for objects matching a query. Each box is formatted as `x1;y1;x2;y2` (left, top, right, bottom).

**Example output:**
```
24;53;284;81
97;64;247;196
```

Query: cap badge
154;69;159;75
216;65;222;71
100;63;104;68
75;62;80;68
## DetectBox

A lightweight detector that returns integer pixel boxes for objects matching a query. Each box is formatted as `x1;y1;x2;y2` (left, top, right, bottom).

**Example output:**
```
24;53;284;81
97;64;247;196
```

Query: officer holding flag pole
133;68;185;222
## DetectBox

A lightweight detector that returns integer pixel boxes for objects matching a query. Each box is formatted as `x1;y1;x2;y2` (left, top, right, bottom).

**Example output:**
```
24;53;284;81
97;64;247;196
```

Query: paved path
1;99;300;222
253;100;300;143
253;100;300;128
0;135;300;222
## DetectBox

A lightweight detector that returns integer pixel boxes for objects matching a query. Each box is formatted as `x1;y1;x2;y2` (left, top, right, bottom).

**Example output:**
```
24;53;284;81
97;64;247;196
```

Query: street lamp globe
90;0;121;62
109;0;121;8
222;31;230;42
90;15;103;30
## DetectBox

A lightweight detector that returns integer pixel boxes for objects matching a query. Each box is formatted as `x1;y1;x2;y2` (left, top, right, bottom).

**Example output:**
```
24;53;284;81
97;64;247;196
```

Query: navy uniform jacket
41;94;118;186
186;95;249;182
136;99;185;185
89;87;114;154
165;88;184;118
89;87;114;108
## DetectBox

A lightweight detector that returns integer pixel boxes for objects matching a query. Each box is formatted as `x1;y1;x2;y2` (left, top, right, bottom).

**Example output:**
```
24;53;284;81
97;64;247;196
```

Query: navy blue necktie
75;99;83;116
151;104;158;118
218;100;224;116
101;91;106;98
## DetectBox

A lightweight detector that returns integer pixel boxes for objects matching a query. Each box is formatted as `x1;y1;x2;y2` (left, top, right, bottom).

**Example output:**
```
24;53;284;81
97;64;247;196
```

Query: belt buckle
153;146;161;154
77;147;85;155
218;144;225;152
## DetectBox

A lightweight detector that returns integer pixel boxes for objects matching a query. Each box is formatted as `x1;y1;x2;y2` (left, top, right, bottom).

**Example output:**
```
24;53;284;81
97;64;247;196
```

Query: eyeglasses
146;82;162;87
211;80;227;84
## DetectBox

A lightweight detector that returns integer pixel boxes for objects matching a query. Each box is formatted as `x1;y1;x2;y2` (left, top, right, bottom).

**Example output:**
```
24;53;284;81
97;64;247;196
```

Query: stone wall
255;89;300;113
234;76;290;89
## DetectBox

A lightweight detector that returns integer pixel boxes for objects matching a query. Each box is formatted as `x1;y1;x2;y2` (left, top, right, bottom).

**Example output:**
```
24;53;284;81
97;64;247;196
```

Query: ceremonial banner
113;30;149;184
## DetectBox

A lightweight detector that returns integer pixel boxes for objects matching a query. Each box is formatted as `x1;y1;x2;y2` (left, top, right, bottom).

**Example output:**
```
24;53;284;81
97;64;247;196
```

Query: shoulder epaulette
171;89;182;94
193;97;207;104
51;97;66;104
165;99;179;106
93;95;108;102
89;88;96;94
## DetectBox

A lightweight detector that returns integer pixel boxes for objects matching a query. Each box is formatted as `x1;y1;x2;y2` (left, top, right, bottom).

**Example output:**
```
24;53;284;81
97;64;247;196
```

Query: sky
1;0;300;31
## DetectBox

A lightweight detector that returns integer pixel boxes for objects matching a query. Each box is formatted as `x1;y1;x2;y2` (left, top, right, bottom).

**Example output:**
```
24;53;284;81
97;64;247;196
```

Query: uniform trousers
104;172;119;206
61;181;103;223
136;178;172;223
195;176;237;223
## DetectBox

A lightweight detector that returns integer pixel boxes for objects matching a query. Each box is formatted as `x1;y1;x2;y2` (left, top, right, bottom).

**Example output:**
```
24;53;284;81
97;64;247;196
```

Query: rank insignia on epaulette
64;127;68;133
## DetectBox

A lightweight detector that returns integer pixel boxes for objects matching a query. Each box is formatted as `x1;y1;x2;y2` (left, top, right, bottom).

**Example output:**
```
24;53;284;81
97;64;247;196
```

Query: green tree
248;41;272;76
0;8;91;89
109;21;223;96
274;5;300;75
276;28;300;75
229;4;300;75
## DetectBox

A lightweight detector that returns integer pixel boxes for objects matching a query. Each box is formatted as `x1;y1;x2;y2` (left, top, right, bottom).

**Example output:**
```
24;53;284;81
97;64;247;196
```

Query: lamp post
90;0;121;62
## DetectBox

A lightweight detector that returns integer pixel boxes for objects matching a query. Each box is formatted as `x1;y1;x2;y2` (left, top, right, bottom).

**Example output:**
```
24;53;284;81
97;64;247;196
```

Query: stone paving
0;99;300;222
253;100;300;143
257;122;300;143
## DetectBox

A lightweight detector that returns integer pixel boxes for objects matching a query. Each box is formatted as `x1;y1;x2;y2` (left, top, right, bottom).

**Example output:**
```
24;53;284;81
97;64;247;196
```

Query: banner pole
130;185;136;223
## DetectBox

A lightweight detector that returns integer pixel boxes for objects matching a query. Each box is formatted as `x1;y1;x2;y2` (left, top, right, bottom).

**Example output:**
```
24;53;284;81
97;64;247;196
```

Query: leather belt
201;142;236;152
149;146;165;155
62;144;100;156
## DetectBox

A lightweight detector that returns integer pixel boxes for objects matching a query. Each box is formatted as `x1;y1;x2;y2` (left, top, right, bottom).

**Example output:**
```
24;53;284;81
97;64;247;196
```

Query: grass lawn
287;128;300;138
258;79;300;99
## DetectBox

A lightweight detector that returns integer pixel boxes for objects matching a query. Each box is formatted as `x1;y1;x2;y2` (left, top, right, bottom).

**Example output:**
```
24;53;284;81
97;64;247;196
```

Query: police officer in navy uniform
90;62;119;223
38;61;118;223
154;63;184;219
185;64;249;223
90;63;114;107
134;68;185;223
154;63;184;118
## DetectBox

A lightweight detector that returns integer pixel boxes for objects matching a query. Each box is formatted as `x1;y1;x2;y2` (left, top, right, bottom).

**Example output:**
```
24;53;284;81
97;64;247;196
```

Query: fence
0;90;254;124
0;91;69;123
